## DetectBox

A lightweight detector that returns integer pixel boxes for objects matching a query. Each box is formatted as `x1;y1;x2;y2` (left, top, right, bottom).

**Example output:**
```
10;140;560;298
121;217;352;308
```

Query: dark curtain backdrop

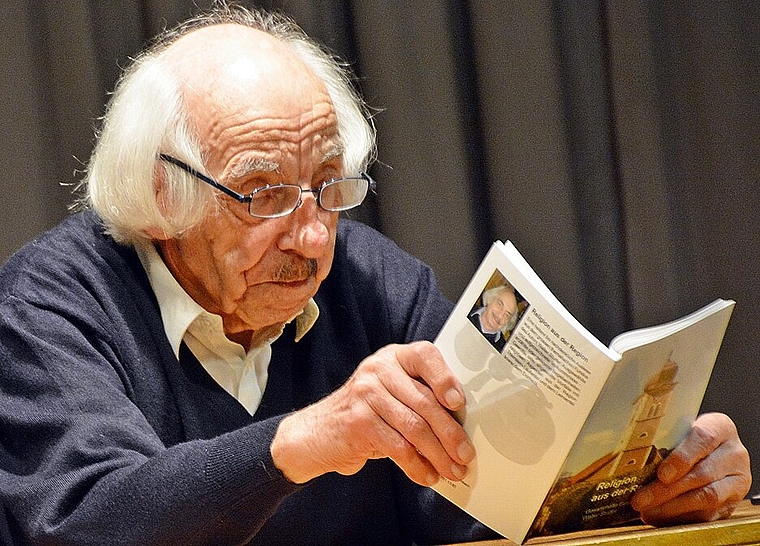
3;1;759;485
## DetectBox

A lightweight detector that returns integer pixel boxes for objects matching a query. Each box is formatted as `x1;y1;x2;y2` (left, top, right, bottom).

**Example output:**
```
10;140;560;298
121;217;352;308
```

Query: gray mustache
272;258;318;282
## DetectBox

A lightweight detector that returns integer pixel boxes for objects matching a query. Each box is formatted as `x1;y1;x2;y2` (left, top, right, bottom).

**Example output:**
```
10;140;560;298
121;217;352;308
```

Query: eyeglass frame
159;153;376;219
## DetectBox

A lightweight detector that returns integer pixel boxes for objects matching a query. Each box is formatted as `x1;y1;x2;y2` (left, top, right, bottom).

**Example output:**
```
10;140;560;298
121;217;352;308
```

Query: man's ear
145;161;172;241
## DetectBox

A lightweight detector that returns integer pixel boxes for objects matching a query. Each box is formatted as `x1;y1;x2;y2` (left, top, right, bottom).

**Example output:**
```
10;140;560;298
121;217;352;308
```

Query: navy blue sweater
0;211;494;545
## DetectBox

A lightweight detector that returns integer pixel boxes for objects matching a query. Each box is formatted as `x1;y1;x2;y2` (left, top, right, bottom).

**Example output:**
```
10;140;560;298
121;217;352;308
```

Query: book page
433;241;617;543
528;299;734;538
608;299;734;354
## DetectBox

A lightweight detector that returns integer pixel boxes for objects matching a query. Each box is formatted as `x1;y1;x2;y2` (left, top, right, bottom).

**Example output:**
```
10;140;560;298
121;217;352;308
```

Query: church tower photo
609;356;679;475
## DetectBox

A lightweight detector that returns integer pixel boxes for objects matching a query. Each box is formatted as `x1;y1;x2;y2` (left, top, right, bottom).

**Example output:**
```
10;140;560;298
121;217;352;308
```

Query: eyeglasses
159;154;376;219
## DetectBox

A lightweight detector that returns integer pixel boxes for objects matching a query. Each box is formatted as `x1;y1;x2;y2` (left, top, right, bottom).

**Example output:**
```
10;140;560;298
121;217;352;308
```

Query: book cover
432;241;734;544
528;301;732;536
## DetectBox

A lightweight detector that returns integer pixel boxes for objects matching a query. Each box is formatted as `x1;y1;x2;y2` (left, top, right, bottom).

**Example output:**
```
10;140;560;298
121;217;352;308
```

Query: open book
432;241;734;544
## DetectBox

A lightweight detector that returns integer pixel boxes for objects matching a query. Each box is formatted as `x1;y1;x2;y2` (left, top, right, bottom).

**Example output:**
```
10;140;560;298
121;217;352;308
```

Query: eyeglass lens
319;178;368;211
248;178;368;218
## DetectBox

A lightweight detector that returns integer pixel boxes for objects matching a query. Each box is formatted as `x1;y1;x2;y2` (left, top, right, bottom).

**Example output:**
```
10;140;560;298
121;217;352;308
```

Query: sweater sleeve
0;293;303;546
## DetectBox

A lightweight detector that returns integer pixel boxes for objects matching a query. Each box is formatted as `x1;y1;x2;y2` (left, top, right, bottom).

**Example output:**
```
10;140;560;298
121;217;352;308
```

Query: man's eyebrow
226;143;345;182
321;143;345;164
227;158;280;181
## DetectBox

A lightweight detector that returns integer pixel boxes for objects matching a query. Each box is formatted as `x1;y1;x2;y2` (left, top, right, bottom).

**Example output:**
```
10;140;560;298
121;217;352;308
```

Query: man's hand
270;341;475;486
631;412;751;525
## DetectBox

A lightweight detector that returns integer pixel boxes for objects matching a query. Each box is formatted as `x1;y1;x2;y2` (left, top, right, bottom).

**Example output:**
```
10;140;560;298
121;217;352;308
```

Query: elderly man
0;4;750;545
469;285;520;351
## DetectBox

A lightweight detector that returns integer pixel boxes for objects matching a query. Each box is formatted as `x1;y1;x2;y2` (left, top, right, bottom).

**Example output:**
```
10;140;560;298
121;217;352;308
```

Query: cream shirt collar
134;242;319;359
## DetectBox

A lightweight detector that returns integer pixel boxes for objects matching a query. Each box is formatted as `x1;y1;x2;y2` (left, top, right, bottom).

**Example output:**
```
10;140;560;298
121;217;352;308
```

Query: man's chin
225;307;304;344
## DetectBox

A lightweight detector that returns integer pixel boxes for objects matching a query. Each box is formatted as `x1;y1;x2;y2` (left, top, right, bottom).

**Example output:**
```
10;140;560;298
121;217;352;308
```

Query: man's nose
280;192;331;254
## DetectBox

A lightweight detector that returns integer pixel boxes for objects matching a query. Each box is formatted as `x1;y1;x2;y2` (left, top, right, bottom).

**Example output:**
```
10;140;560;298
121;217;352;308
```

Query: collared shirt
135;242;318;415
469;307;501;335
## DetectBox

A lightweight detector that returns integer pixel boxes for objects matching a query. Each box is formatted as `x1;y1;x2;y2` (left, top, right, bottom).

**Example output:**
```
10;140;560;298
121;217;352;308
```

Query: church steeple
609;355;679;475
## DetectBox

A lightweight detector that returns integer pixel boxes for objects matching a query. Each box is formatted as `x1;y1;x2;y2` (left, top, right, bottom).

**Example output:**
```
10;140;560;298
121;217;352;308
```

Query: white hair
77;2;376;245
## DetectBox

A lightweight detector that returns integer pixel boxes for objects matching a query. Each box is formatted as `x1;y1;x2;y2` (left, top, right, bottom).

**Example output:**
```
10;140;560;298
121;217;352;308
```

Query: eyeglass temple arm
162;153;376;200
159;154;247;202
360;171;377;194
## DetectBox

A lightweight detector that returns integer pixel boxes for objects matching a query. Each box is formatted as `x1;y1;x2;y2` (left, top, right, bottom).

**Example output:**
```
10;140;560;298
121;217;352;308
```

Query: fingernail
426;472;440;486
446;389;465;409
458;441;476;463
451;463;468;481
